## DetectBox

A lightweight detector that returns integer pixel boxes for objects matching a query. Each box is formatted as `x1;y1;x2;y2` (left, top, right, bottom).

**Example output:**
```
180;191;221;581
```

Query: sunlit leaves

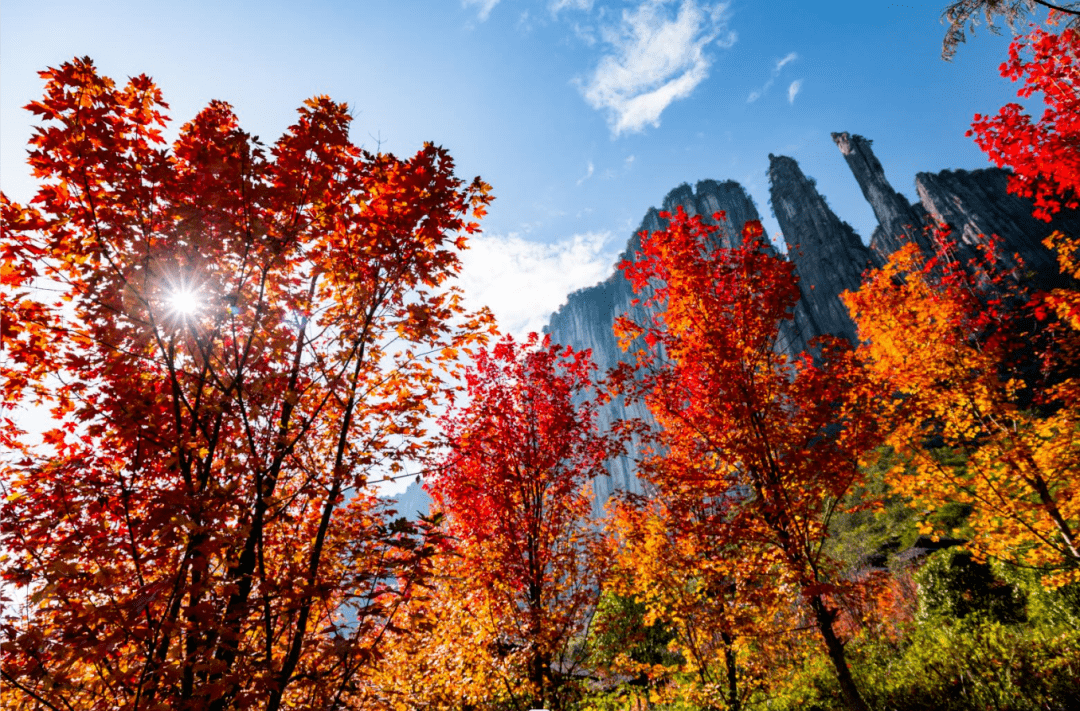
1;57;492;710
969;26;1080;221
843;230;1080;586
614;207;881;711
427;332;623;709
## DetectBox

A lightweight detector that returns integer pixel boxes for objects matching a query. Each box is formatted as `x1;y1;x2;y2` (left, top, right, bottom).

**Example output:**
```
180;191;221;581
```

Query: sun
168;289;201;316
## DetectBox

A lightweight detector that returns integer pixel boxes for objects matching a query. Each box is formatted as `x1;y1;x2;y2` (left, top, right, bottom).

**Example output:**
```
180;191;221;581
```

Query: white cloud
775;51;797;71
602;154;636;179
577;160;595;185
551;0;594;14
787;79;802;103
579;0;736;136
571;21;599;46
747;50;798;103
463;0;501;21
456;231;619;337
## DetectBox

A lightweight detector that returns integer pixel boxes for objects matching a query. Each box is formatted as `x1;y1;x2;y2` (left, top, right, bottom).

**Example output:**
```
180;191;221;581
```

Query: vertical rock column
832;132;931;263
768;154;874;345
544;180;774;509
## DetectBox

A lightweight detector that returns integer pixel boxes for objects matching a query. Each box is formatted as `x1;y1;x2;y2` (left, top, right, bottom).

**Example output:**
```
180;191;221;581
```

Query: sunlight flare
168;289;201;316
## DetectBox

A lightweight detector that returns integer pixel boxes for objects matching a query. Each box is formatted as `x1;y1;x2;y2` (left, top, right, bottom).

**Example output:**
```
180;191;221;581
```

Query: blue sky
2;0;1034;335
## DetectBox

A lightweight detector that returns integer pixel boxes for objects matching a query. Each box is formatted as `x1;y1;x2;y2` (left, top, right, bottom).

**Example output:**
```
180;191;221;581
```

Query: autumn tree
969;23;1080;328
604;493;782;711
612;209;882;711
0;58;492;710
839;19;1080;589
846;5;1080;597
939;0;1080;59
370;542;525;711
969;25;1080;221
844;235;1080;587
426;333;623;711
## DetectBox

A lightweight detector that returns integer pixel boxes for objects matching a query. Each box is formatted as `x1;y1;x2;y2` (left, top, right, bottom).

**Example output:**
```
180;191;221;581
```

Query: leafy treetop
1;56;492;711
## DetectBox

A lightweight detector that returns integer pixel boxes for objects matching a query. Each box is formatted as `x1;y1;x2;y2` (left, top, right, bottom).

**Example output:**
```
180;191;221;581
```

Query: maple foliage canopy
838;19;1080;588
605;493;784;710
968;22;1080;348
969;26;1080;221
613;208;881;711
844;235;1080;586
427;332;623;710
0;58;492;710
368;551;522;711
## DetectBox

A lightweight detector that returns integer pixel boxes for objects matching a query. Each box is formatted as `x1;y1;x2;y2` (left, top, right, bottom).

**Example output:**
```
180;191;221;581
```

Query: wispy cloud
463;0;501;21
577;161;595;185
601;154;637;179
456;231;619;337
551;0;594;14
579;0;736;136
747;51;798;103
775;51;797;71
787;79;802;104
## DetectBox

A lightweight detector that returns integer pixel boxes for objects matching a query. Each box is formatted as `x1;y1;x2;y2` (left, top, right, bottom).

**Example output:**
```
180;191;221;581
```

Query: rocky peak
768;154;874;345
546;180;772;508
832;132;931;262
537;131;1073;511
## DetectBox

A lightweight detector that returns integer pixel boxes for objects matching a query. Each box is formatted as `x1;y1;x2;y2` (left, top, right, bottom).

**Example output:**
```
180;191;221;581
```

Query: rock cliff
387;480;431;521
832;132;932;264
768;153;875;346
915;167;1080;288
545;179;772;506
543;132;1073;508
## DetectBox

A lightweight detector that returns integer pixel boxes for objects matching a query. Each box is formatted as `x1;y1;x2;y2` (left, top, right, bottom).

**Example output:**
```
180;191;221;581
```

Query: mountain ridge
545;131;1080;507
392;132;1080;515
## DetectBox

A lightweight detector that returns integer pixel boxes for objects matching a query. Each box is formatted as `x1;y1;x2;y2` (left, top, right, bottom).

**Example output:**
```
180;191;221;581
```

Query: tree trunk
720;631;740;711
808;594;869;711
529;651;553;711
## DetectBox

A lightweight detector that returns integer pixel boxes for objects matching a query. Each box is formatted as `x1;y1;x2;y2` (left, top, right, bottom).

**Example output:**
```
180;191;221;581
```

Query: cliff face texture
832;132;933;265
545;133;1071;508
545;180;769;505
915;168;1080;288
768;154;874;346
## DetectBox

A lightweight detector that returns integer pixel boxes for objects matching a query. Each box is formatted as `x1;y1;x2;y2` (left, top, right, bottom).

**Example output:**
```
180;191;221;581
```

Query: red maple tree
613;208;881;711
1;58;491;710
969;25;1080;222
427;332;624;710
968;22;1080;339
